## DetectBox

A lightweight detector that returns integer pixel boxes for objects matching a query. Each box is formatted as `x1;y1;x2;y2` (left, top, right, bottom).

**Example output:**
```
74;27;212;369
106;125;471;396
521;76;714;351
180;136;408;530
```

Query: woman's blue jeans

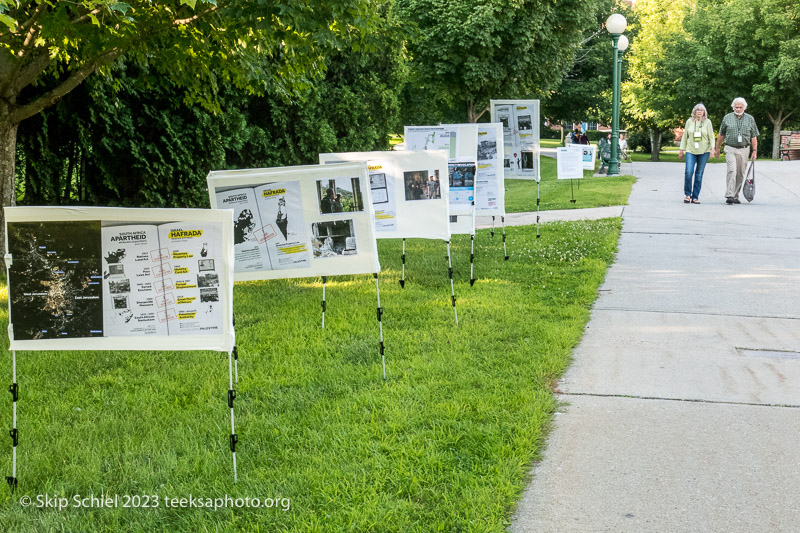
684;151;710;199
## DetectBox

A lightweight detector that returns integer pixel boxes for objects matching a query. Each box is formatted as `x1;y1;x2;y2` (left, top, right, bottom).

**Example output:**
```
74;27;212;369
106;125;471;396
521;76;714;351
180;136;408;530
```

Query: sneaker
726;197;734;204
732;198;741;204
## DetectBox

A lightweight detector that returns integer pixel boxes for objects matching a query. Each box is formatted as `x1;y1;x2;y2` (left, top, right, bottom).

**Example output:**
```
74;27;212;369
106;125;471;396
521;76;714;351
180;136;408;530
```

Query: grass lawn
0;220;621;532
505;155;636;213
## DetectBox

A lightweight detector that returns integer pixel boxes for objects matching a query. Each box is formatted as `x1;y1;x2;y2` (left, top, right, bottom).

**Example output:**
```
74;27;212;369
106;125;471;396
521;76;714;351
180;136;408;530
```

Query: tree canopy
397;0;600;123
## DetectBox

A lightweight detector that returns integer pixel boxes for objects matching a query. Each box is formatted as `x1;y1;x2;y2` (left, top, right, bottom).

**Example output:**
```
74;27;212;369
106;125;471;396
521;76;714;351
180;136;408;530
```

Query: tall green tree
622;0;691;160
542;0;634;136
665;0;800;158
0;0;378;253
397;0;600;124
14;8;407;209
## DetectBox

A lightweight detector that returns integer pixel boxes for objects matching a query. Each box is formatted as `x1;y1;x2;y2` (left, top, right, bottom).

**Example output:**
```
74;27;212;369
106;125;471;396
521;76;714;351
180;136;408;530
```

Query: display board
580;145;597;170
490;100;541;181
318;150;450;240
557;146;584;180
4;207;235;352
207;163;380;281
403;124;478;217
442;123;505;217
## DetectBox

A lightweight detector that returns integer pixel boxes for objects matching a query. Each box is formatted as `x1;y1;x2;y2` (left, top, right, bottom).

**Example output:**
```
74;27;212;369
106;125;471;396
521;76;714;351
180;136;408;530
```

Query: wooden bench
779;138;800;161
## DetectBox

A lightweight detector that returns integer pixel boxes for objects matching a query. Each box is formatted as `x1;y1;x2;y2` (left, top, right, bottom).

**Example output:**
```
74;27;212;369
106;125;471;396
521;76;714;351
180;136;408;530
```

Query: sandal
691;198;700;204
684;196;691;203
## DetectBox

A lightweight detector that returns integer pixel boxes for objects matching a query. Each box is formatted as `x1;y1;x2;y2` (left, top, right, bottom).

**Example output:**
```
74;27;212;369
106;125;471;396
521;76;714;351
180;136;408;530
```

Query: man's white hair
731;97;748;110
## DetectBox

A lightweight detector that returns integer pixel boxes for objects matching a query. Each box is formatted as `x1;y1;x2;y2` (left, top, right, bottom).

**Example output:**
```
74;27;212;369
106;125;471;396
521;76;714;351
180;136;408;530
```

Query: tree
0;0;378;255
14;6;407;209
397;0;600;124
542;0;633;135
622;0;691;160
664;0;800;158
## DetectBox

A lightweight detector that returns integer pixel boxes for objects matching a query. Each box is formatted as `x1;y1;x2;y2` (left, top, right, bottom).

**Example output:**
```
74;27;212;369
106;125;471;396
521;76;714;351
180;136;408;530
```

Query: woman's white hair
731;97;748;110
691;103;708;120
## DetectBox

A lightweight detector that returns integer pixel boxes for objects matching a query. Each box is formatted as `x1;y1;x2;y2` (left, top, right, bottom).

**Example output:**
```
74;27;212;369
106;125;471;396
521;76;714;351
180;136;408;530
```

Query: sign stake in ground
374;273;386;380
400;239;406;288
446;241;459;325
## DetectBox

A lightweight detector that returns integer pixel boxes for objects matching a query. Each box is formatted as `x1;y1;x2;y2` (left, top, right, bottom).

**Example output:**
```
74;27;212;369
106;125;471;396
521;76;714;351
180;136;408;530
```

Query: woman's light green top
679;118;715;155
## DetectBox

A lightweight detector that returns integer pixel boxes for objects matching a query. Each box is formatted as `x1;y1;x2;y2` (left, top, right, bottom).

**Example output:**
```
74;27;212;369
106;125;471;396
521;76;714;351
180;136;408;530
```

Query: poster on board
207;163;380;282
402;124;478;217
580;145;597;170
557;146;584;180
319;150;450;240
4;207;235;352
442;123;505;217
490;99;541;181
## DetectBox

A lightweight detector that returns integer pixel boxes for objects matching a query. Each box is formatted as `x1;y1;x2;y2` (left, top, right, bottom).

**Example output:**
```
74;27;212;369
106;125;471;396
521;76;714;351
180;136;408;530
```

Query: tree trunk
0;121;19;266
649;128;662;161
766;109;791;160
467;100;489;123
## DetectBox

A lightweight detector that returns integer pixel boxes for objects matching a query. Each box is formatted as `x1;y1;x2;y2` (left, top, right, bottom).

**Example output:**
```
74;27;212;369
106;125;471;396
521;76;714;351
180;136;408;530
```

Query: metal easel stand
5;254;18;492
227;348;238;483
536;180;541;238
469;211;476;287
399;239;406;288
7;347;18;493
445;241;459;325
374;273;386;380
321;276;327;329
502;215;509;260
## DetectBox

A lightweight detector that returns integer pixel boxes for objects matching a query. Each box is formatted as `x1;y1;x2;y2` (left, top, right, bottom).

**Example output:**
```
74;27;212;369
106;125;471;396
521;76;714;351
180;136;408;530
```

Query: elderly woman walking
678;103;715;204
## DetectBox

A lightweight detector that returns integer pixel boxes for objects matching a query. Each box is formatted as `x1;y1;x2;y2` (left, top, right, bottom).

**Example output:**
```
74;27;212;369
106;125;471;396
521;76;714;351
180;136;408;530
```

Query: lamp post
606;14;627;176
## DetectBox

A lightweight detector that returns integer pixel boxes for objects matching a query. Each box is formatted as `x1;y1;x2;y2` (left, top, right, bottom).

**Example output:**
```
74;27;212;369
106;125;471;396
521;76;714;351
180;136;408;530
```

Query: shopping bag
743;161;755;202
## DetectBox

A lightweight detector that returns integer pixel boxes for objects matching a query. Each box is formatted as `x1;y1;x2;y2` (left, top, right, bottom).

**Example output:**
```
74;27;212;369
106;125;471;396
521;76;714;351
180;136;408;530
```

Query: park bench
779;138;800;161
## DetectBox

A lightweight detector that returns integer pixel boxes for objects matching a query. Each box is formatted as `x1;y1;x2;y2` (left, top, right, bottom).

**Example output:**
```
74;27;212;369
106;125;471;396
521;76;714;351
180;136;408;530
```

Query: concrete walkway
510;160;800;532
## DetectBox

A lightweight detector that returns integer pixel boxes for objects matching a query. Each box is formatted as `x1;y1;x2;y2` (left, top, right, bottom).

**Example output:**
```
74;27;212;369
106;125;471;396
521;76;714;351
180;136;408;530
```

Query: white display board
318;150;450;241
442;123;505;217
490;100;541;181
580;145;597;170
207;163;380;281
4;207;235;352
557;146;584;180
403;124;478;217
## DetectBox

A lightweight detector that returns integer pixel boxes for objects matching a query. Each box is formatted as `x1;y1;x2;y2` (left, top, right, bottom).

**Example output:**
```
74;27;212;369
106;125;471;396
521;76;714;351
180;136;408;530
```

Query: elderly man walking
715;97;759;204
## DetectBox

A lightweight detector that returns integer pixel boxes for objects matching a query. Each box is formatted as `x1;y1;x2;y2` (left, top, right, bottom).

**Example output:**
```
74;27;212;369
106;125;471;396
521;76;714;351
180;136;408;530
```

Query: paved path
510;160;800;532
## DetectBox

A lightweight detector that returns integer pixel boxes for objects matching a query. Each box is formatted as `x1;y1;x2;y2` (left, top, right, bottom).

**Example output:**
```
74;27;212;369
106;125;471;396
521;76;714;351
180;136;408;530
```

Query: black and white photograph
522;151;535;170
317;177;365;214
198;259;215;272
311;220;358;258
108;278;131;294
200;287;219;302
517;114;532;130
496;106;511;129
370;173;389;204
404;170;441;200
197;272;220;288
478;139;498;161
112;295;129;309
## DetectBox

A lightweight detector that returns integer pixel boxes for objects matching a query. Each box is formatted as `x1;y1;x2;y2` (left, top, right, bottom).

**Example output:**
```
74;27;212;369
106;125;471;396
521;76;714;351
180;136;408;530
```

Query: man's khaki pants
724;145;750;199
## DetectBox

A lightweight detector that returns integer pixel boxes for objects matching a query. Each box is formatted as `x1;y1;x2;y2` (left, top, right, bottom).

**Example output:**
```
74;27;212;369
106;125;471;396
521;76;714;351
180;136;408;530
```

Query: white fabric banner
402;124;478;216
207;163;380;281
318;150;450;240
442;123;505;217
490;100;541;181
4;206;235;352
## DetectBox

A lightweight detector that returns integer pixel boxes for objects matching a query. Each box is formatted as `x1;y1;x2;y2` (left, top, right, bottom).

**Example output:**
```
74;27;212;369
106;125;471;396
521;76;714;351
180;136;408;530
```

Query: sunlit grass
0;220;621;532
